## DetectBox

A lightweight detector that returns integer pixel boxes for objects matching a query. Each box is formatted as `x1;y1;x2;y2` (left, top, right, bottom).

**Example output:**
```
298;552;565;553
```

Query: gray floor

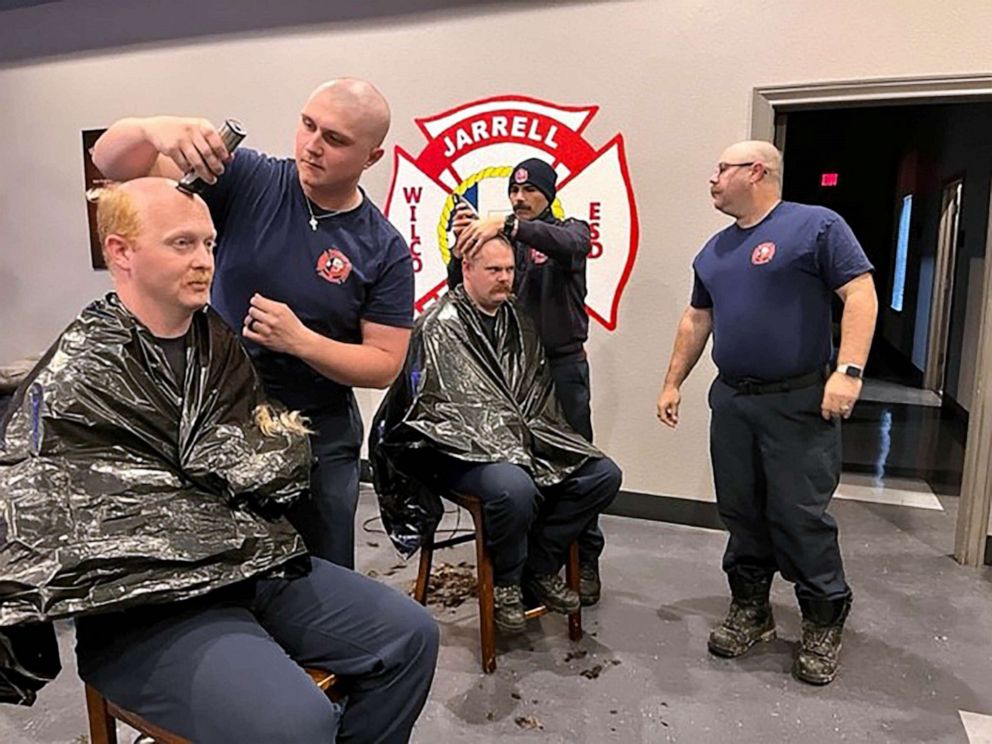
3;486;991;744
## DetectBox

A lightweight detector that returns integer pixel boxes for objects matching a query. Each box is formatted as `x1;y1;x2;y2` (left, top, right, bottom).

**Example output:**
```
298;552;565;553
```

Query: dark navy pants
75;558;439;744
435;456;621;586
708;377;851;602
287;403;363;569
549;359;606;565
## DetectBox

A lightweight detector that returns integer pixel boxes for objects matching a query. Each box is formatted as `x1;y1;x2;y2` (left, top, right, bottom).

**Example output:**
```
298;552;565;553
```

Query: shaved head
709;140;784;224
119;176;208;216
90;178;210;259
309;78;391;147
295;77;391;206
720;140;783;185
118;177;213;242
90;177;216;336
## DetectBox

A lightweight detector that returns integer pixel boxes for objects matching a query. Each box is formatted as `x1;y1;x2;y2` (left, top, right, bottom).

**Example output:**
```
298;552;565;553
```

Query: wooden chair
413;491;582;673
85;668;340;744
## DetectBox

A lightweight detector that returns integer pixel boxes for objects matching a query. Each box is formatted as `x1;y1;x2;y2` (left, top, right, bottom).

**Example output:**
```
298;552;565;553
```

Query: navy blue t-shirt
204;148;414;414
691;201;872;381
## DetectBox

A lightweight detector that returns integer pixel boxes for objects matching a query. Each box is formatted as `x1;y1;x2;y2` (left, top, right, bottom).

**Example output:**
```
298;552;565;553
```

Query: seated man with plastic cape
371;234;621;635
0;179;438;744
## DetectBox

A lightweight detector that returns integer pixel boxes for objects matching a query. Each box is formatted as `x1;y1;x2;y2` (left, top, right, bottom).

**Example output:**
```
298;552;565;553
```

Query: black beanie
508;158;557;205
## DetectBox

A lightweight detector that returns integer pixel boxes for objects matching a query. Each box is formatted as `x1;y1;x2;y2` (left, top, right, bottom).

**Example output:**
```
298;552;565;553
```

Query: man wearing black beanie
448;157;608;607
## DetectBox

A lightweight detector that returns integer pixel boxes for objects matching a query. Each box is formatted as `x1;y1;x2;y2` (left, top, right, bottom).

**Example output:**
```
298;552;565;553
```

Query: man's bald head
719;140;783;187
90;178;211;258
709;140;784;223
295;78;392;204
91;177;216;333
308;78;391;148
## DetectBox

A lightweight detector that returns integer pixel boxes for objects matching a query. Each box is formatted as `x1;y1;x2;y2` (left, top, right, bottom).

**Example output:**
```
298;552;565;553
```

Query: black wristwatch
502;214;517;240
837;363;863;379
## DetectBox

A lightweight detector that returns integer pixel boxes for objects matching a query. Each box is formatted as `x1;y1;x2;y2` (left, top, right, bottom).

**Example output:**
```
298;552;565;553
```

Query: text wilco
442;114;560;158
402;187;426;273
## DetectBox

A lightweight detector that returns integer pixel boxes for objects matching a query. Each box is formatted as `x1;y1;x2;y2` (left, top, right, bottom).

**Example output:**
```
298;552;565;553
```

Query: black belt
719;367;827;396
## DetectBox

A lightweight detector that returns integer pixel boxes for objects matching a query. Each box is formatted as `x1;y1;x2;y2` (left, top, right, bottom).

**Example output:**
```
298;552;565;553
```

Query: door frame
924;176;964;394
750;74;992;566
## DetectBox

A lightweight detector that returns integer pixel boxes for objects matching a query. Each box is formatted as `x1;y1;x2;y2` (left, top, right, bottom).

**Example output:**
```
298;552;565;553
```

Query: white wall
4;0;992;502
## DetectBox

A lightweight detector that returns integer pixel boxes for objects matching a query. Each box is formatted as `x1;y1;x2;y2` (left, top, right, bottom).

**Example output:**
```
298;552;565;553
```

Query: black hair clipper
451;191;478;216
176;118;247;196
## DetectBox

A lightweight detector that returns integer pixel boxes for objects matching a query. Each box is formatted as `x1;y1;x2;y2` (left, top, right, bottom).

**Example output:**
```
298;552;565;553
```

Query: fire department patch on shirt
751;242;776;266
316;248;352;284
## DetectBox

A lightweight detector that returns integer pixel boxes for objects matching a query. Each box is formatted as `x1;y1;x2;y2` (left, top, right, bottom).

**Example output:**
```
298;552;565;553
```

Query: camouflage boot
707;575;776;658
793;595;852;685
524;572;581;614
493;584;527;634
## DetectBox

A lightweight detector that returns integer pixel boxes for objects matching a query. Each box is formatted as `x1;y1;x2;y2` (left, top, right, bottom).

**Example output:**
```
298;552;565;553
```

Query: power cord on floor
361;505;474;547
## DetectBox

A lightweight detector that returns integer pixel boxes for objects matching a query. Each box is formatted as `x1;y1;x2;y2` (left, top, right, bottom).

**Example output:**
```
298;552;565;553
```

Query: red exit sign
821;172;839;187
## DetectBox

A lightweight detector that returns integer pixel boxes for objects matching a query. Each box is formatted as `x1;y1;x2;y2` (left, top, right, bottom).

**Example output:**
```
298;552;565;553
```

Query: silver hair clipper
176;118;247;196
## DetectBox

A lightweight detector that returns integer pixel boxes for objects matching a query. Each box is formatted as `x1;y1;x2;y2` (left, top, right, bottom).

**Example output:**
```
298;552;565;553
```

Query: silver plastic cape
370;286;601;556
0;294;311;705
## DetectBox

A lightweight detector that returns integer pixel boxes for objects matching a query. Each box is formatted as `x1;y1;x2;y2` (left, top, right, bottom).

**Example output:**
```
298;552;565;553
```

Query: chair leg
565;542;583;642
85;684;118;744
471;504;497;674
413;539;434;606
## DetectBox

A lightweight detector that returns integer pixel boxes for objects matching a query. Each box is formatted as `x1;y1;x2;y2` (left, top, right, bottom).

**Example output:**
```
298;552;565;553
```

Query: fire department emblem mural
384;95;639;330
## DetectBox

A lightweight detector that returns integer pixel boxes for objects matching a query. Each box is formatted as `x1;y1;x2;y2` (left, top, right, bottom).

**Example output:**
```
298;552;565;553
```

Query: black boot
793;595;852;685
708;575;776;658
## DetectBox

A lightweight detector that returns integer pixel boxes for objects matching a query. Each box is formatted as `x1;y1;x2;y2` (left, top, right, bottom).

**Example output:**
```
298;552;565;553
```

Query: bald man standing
656;141;877;685
94;80;414;568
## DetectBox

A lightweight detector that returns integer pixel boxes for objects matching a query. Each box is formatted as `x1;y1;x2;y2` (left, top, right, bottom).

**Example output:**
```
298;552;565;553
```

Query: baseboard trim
361;455;986;560
605;489;725;531
360;459;726;531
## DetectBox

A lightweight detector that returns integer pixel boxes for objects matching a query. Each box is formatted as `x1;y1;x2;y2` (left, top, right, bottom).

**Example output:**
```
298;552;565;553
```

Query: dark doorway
779;103;992;494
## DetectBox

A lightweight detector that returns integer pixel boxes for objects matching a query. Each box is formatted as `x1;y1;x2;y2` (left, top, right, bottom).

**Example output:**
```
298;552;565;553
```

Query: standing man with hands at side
93;78;414;569
447;159;613;607
656;140;877;685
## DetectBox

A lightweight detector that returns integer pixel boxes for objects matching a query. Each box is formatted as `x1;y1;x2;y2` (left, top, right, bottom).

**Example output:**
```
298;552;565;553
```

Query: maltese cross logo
384;95;639;331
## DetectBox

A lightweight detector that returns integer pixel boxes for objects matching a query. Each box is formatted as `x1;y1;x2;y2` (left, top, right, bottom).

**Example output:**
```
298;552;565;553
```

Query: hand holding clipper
176;118;247;196
450;192;478;259
452;192;478;218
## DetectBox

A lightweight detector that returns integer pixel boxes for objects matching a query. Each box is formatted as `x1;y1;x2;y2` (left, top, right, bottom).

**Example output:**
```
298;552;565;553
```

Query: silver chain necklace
305;197;340;231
